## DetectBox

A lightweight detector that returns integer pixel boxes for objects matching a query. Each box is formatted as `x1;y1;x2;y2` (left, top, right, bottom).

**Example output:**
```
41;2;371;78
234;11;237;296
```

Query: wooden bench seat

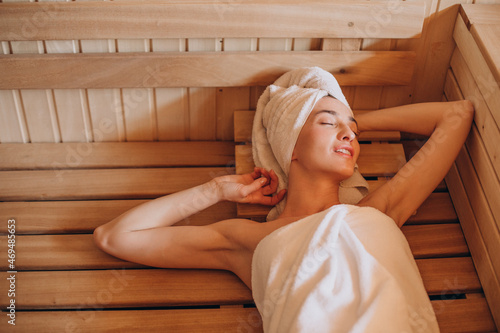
0;140;496;332
0;1;497;331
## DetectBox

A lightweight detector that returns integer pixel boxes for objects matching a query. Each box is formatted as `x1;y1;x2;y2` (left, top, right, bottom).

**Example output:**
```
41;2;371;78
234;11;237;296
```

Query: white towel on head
252;67;369;221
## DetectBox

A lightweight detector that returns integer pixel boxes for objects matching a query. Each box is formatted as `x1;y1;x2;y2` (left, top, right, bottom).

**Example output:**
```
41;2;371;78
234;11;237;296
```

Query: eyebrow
315;110;358;127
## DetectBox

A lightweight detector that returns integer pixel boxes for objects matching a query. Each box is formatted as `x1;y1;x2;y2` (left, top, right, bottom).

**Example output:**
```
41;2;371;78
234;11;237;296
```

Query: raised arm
93;168;285;269
356;100;474;227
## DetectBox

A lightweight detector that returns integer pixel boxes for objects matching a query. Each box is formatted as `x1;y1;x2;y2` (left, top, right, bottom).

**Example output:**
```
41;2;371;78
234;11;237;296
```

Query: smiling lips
334;146;353;157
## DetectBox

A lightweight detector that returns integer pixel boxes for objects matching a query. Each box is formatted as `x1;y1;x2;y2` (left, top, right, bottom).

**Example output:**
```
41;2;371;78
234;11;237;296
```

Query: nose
338;124;356;142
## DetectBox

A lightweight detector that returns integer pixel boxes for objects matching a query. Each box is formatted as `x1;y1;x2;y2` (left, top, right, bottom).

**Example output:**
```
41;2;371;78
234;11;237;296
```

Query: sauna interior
0;0;499;332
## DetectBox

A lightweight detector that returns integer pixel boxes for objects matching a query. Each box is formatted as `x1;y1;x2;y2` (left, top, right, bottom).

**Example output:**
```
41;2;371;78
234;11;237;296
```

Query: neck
278;165;341;219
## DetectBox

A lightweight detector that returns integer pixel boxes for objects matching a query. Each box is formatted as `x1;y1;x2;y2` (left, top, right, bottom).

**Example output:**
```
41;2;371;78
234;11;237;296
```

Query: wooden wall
443;4;500;328
2;0;497;144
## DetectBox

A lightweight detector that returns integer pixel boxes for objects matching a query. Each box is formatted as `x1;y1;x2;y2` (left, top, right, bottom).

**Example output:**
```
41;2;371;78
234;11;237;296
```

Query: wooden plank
0;200;236;234
402;224;468;259
410;0;467;103
0;167;229;201
234;110;400;143
407;192;458;224
416;257;482;296
470;24;500;84
0;51;417;89
432;298;497;333
0;1;425;41
235;143;405;177
0;257;482;309
0;224;467;270
454;15;500;128
1;297;494;333
460;4;500;25
0;269;252;309
446;164;500;329
238;192;457;224
455;146;500;280
0;308;264;333
0;142;235;170
449;49;500;180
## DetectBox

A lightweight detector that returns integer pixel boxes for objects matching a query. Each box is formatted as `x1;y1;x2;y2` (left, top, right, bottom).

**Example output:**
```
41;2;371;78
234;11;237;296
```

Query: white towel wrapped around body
251;204;440;333
252;67;368;221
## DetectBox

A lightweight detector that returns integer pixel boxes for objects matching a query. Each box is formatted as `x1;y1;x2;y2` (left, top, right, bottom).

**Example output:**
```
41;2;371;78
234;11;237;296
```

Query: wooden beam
0;167;230;201
0;51;417;89
0;308;264;333
0;142;235;170
0;258;482;309
446;164;500;329
0;225;467;270
0;1;425;41
432;298;497;333
453;15;500;128
0;297;494;333
0;200;236;234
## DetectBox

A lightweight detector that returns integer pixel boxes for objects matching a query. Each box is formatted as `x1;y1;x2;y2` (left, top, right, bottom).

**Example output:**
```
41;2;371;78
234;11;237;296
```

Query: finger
262;169;279;195
250;167;262;179
241;177;267;199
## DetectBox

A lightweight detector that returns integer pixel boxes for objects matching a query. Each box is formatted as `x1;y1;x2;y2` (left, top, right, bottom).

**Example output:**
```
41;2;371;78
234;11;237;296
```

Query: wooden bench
0;1;498;332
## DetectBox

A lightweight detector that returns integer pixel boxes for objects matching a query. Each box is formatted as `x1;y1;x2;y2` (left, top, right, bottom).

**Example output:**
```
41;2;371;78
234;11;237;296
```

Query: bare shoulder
209;218;280;253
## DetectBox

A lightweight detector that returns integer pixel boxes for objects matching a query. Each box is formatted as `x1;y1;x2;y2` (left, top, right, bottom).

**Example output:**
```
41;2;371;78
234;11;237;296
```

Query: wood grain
0;1;425;40
0;167;230;201
0;141;234;170
0;257;482;309
0;51;417;89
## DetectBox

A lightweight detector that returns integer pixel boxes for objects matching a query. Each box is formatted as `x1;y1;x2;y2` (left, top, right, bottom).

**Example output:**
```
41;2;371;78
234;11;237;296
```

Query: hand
213;167;287;205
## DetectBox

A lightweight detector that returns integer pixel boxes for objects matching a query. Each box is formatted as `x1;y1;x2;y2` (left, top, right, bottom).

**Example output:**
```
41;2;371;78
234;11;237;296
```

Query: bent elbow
93;225;111;253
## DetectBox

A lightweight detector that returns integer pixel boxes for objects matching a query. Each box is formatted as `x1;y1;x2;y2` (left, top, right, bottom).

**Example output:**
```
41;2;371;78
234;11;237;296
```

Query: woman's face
291;96;360;180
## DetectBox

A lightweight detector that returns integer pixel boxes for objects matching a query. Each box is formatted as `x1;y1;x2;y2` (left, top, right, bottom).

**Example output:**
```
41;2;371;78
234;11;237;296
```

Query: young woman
93;70;473;331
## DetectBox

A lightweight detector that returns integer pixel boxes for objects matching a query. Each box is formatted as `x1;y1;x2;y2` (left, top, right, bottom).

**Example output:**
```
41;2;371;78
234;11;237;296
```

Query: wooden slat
416;257;482;296
0;269;252;309
237;192;457;224
407;192;458;224
0;168;229;201
0;51;417;89
0;258;482;309
454;146;500;282
0;308;264;333
446;164;500;329
1;297;494;333
453;14;500;128
449;49;500;181
460;4;500;26
0;224;468;270
0;141;235;170
0;201;236;234
402;224;468;259
235;143;405;177
234;110;400;143
0;1;424;41
470;24;500;84
432;298;497;333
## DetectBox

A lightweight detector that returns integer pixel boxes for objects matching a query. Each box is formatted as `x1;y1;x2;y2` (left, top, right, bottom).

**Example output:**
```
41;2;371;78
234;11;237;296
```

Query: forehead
307;96;355;123
312;96;351;117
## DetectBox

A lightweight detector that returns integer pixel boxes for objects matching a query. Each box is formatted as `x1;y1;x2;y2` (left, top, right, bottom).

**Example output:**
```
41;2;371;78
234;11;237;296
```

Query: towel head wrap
252;67;369;221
